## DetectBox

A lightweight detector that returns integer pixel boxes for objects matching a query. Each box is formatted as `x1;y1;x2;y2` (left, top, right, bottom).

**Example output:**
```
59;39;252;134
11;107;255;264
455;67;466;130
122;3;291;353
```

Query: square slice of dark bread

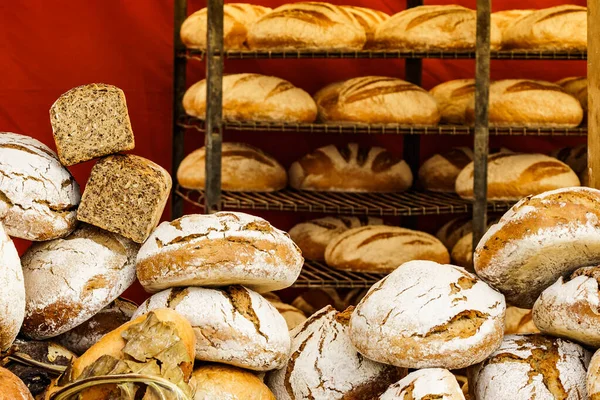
77;154;171;243
50;83;135;166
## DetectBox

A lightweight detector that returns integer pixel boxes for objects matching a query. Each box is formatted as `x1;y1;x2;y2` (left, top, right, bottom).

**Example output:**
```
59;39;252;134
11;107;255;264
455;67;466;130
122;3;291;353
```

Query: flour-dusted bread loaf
455;152;580;201
588;349;600;398
191;364;276;400
0;133;80;241
342;6;389;46
474;187;600;308
314;76;440;125
289;215;383;261
247;2;367;50
184;73;317;123
77;154;171;243
504;307;539;335
465;79;584;128
263;292;307;330
503;5;587;51
429;79;475;124
350;260;505;369
292;288;367;315
379;369;465;400
177;142;287;192
50;83;135;166
374;5;501;51
419;147;473;193
556;76;588;112
0;223;25;352
181;4;272;50
491;9;534;39
136;212;303;293
289;143;413;192
468;335;590;399
267;306;402;399
0;367;33;400
436;216;472;250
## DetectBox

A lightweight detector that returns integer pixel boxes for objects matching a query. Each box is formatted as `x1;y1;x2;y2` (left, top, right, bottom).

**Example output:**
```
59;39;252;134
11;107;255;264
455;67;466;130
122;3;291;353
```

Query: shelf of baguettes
291;260;385;288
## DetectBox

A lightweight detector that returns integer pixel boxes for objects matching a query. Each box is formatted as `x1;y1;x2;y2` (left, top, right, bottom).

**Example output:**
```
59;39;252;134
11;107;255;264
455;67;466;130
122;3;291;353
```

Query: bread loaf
0;222;25;351
263;293;307;330
291;288;367;315
314;76;440;124
474;187;600;308
556;76;587;112
177;142;287;192
588;349;600;398
181;4;272;50
247;2;367;50
190;364;276;400
50;83;135;166
136;212;303;293
350;260;505;369
0;367;33;400
429;79;475;124
374;5;501;50
503;5;587;51
491;9;534;38
342;6;389;46
504;307;538;335
436;216;472;250
0;132;80;241
267;306;402;399
465;79;584;128
419;147;473;193
289;216;383;260
289;143;413;192
379;369;465;400
451;233;475;270
184;73;317;123
455;152;580;201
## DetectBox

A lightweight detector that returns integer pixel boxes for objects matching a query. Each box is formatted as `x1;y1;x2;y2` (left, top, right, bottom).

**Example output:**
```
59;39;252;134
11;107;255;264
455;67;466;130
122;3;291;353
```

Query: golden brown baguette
342;6;389;46
418;147;473;193
491;9;534;40
429;79;475;124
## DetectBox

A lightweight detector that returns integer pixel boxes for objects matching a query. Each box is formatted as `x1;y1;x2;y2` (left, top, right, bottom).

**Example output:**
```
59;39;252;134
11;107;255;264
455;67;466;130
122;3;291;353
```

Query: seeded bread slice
50;83;135;166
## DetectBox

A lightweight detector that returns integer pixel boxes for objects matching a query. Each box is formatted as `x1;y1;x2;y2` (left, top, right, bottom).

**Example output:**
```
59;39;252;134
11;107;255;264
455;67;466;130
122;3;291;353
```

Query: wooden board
589;3;600;189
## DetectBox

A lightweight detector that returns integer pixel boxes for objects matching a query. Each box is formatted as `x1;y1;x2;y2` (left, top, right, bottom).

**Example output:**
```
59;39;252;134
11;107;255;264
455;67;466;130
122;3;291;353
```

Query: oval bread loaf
419;147;473;193
136;212;303;293
556;77;587;112
0;367;34;400
190;364;276;400
429;79;475;124
342;6;389;45
504;307;538;335
491;9;534;39
379;368;465;400
0;222;25;351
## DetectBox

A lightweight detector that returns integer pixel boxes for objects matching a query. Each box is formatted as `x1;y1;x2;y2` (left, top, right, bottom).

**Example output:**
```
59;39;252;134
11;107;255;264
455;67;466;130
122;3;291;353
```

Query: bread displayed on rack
247;2;367;51
190;364;276;399
177;142;287;192
551;144;588;186
262;292;307;330
184;73;317;123
314;76;440;124
418;147;473;193
289;143;413;192
181;4;272;50
429;79;475;124
436;216;472;250
556;76;588;112
491;9;533;38
379;368;466;400
0;222;25;352
504;306;539;335
291;288;367;315
342;6;389;46
0;367;33;400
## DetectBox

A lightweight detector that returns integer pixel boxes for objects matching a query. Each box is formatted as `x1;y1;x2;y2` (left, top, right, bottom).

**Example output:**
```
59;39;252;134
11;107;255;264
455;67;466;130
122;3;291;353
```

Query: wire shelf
291;260;386;289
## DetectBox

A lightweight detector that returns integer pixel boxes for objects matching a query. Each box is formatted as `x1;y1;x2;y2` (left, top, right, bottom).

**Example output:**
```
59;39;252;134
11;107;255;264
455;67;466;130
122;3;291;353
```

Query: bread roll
0;367;33;400
468;335;590;399
436;216;472;250
289;215;383;260
379;369;465;400
181;4;272;50
177;142;287;192
455;152;580;201
136;212;303;293
491;9;534;38
263;293;307;330
429;79;475;124
247;2;366;50
191;364;275;400
289;143;413;192
314;76;440;124
374;5;501;50
267;306;402;399
474;187;600;308
0;222;24;351
419;147;473;193
503;5;587;51
350;260;505;369
504;307;538;335
588;349;600;398
556;76;587;112
0;132;80;241
291;288;367;315
342;6;389;45
184;73;317;123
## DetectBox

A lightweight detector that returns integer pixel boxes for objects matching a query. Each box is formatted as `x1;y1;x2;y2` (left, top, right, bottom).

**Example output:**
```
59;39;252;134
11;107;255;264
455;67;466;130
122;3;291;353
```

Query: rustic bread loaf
0;222;25;351
350;260;505;369
556;76;588;112
77;154;171;243
184;73;317;123
379;369;465;400
0;367;34;400
289;143;413;192
342;6;389;46
314;76;440;124
468;335;590;399
491;9;534;39
291;288;367;315
0;132;80;241
325;226;450;273
429;79;475;124
21;224;138;340
267;306;402;399
588;349;600;398
504;307;538;335
190;364;276;400
503;5;587;51
474;187;600;308
136;212;303;293
247;2;367;50
263;292;307;330
289;215;383;260
465;79;584;127
374;5;501;50
419;147;473;193
455;152;580;200
177;142;287;192
436;216;472;250
50;83;135;166
451;233;475;271
181;4;272;50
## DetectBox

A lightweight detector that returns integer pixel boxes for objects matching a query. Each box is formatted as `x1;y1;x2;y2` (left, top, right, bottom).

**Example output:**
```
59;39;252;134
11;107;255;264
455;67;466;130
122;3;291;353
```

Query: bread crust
191;364;276;399
0;222;25;352
379;368;465;400
0;367;34;400
491;9;534;39
556;76;588;111
419;147;473;193
587;348;600;398
504;307;538;335
429;79;475;124
436;216;472;250
342;6;389;46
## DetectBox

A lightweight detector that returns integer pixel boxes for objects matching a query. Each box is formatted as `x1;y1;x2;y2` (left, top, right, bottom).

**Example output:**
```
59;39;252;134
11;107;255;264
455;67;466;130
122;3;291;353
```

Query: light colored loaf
190;364;276;400
429;79;475;124
504;307;538;335
436;216;472;250
263;293;307;330
588;349;600;398
451;233;474;271
491;9;534;38
342;6;389;45
0;222;25;351
379;368;465;400
419;147;473;193
556;76;588;112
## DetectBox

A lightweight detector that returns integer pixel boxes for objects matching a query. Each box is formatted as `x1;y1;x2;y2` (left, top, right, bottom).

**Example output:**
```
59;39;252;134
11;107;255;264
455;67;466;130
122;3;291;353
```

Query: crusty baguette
491;9;534;39
341;6;389;46
418;147;473;193
429;79;475;124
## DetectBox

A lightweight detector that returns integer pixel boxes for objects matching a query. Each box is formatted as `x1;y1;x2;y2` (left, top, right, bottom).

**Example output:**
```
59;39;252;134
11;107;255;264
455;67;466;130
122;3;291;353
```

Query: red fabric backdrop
0;0;587;303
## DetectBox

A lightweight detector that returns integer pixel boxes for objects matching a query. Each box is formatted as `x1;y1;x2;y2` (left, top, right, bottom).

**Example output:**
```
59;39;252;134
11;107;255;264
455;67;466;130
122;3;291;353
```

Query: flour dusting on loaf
379;368;465;400
0;222;25;351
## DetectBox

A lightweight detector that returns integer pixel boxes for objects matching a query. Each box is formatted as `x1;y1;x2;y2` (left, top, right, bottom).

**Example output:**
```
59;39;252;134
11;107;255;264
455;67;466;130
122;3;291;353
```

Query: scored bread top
556;76;588;111
418;147;474;193
491;9;534;37
379;368;465;400
341;6;389;44
0;222;25;351
429;79;475;124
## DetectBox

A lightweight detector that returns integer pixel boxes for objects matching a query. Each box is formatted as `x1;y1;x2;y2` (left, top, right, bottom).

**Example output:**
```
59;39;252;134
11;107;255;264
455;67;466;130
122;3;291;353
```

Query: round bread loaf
0;222;25;351
468;334;590;399
262;292;307;330
556;77;588;112
314;76;440;125
177;142;287;192
136;212;303;293
291;288;367;315
0;132;80;241
474;187;600;308
0;367;34;400
504;306;538;335
436;216;472;250
349;260;505;369
191;364;275;400
588;348;600;398
267;306;402;399
21;224;139;339
325;226;450;273
491;9;534;39
289;216;383;261
132;286;290;371
342;6;389;46
419;147;474;193
379;368;465;400
429;80;475;124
